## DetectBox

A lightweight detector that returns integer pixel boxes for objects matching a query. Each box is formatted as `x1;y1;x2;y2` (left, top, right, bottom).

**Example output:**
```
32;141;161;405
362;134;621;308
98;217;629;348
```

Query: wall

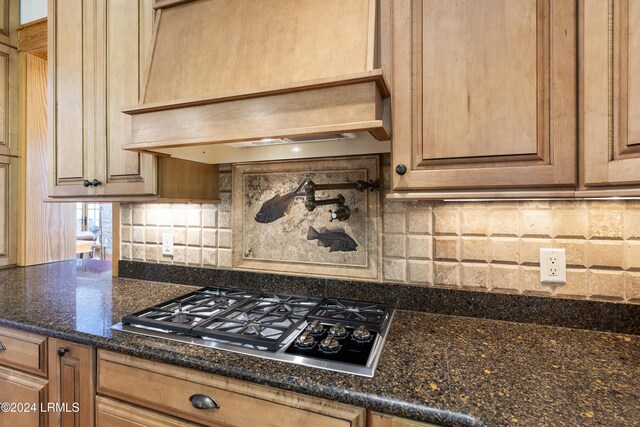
20;0;47;24
121;158;640;304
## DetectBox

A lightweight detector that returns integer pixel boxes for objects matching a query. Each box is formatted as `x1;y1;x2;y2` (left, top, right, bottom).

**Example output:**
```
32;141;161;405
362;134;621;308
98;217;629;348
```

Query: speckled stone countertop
0;261;638;427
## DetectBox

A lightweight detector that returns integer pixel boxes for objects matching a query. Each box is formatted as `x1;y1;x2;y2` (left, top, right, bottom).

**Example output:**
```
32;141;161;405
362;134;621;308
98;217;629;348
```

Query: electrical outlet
540;248;566;283
162;233;174;256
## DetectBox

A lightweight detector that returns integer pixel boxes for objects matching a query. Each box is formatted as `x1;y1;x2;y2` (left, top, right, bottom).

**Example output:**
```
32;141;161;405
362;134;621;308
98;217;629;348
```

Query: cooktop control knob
306;320;324;335
296;332;315;348
329;323;347;338
320;334;340;351
353;325;371;341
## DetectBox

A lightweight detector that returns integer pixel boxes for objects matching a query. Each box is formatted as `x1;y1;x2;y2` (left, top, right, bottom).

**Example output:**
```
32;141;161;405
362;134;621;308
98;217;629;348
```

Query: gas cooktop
112;286;394;377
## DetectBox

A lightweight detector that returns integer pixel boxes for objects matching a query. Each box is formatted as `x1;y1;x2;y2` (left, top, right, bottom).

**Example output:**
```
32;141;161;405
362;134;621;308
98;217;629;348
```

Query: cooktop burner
115;286;394;377
122;287;258;333
307;299;389;330
193;294;322;350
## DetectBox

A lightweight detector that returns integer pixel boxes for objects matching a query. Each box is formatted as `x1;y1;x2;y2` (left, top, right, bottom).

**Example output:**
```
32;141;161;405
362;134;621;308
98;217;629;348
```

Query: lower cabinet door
96;396;201;427
368;412;443;427
0;365;48;427
48;339;95;427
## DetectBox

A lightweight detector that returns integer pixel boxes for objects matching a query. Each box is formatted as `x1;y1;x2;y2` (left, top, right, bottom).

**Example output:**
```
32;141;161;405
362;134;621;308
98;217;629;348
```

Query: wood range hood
121;0;391;163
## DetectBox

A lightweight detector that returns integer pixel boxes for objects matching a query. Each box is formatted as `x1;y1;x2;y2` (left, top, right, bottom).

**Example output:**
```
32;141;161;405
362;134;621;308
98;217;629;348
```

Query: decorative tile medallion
232;156;380;279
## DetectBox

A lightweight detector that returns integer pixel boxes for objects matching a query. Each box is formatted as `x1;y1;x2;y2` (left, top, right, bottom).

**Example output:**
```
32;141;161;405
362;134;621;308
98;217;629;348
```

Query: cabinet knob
57;347;70;357
0;341;5;351
83;180;92;187
189;394;220;410
91;179;102;187
395;164;407;175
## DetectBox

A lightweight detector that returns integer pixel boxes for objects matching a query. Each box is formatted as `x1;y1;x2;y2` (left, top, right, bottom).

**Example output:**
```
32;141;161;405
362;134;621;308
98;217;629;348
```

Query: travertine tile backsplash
121;162;640;303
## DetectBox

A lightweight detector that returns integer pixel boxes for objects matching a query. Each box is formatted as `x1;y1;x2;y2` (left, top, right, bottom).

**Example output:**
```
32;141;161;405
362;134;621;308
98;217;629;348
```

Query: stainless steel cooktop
112;287;394;377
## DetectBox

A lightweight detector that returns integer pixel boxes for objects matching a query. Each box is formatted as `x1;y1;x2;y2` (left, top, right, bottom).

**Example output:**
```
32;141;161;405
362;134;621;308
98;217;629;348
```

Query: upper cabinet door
581;0;640;194
48;0;96;197
48;0;157;198
0;0;19;47
390;0;577;194
94;0;156;196
0;43;17;157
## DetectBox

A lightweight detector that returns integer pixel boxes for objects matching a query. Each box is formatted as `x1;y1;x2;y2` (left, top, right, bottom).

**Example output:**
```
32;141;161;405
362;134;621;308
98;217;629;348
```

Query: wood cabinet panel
17;49;76;266
0;366;49;427
368;412;441;427
96;0;156;196
48;0;156;198
98;350;365;427
96;396;201;427
422;0;538;160
0;43;17;158
630;1;640;146
390;0;576;194
0;325;47;376
0;0;18;48
144;0;375;103
581;0;640;192
48;0;95;197
0;157;16;267
48;339;95;427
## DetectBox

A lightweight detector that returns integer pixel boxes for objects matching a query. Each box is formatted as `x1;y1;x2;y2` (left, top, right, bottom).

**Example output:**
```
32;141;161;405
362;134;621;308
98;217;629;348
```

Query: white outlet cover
162;233;174;256
540;248;566;284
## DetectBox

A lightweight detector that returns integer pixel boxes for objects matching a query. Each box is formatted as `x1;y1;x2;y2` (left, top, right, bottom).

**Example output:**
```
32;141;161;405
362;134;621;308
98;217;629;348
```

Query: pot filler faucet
303;178;380;222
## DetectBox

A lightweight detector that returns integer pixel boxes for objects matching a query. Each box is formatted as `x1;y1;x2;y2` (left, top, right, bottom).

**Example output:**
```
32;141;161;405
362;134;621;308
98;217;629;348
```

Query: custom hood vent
122;0;391;163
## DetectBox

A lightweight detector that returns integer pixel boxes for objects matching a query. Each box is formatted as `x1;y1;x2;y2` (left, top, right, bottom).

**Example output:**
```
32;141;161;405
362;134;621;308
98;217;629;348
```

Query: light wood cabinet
47;339;95;427
0;42;17;157
0;156;16;267
47;0;154;198
47;0;217;201
0;0;19;48
96;396;202;427
0;326;48;426
389;0;577;198
0;365;49;427
0;325;48;376
368;412;442;427
578;0;640;196
97;350;365;427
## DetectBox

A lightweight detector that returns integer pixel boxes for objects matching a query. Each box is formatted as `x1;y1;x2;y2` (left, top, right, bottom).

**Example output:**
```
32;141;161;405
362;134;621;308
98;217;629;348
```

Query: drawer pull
0;341;5;351
189;394;219;410
57;347;70;357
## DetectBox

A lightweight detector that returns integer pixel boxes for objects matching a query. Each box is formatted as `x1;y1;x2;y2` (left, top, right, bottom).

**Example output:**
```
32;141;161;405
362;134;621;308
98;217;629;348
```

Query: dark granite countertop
0;261;638;427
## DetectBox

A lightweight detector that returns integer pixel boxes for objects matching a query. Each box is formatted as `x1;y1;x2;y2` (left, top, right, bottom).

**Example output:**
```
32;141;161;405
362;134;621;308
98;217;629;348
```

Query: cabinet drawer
97;351;364;427
96;396;201;427
368;411;442;427
0;325;47;376
0;365;48;427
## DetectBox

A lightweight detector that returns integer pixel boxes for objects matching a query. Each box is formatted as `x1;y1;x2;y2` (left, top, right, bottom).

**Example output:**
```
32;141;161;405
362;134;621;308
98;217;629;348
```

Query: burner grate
192;294;322;350
306;299;389;331
122;287;258;334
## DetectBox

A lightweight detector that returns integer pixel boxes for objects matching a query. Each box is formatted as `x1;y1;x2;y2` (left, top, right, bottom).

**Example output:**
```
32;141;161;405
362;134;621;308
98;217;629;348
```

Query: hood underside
122;0;390;161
